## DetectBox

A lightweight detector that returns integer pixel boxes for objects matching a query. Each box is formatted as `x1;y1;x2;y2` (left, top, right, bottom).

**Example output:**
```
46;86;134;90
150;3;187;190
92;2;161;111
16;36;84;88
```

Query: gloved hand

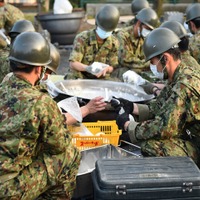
116;112;130;131
140;81;159;95
111;97;133;114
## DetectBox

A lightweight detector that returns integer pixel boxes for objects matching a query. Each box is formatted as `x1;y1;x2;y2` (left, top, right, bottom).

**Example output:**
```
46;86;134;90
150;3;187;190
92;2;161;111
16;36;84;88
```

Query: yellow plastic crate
68;120;122;150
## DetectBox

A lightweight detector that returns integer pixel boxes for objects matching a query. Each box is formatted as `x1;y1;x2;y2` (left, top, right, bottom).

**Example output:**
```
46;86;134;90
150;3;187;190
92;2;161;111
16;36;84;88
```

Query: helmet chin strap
35;66;46;85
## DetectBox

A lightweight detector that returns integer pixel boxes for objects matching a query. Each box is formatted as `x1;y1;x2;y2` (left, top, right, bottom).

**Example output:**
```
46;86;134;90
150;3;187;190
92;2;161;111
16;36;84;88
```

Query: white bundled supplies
86;62;109;75
123;70;146;86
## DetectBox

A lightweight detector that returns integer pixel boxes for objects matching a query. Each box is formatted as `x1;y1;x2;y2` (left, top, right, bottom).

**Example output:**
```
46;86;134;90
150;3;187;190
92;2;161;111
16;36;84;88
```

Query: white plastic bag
86;62;109;75
123;70;146;86
57;97;82;122
71;123;93;136
40;78;64;98
53;0;73;14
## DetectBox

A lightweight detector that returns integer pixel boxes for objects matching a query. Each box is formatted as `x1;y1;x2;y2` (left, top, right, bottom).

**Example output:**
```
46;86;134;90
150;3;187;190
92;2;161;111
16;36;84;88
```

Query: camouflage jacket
189;29;200;64
69;29;119;79
0;3;24;34
0;35;7;48
0;75;80;186
121;18;135;28
0;47;10;83
128;62;200;143
181;50;200;70
117;26;150;73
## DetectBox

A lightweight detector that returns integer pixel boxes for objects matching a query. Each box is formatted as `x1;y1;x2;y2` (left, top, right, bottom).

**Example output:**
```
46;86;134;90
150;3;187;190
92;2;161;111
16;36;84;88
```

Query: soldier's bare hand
85;96;107;114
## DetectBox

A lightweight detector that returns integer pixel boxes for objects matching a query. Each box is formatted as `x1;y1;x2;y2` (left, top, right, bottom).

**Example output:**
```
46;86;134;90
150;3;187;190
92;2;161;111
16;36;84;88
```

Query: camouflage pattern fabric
116;26;150;78
68;29;119;80
189;29;200;64
141;138;199;165
0;47;10;83
128;63;200;166
0;4;25;34
0;6;5;30
0;75;81;199
181;50;200;70
0;35;7;48
121;18;135;28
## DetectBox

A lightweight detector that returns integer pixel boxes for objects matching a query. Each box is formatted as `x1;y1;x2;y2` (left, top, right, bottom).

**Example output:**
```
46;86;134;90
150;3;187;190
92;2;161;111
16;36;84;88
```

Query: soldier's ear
163;53;170;61
34;66;42;75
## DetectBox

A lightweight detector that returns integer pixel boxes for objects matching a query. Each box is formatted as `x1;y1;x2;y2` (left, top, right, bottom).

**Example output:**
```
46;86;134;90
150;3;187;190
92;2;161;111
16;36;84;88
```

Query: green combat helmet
131;0;149;15
96;4;120;31
8;19;35;42
136;7;159;30
186;3;200;23
46;43;61;74
143;27;180;61
9;32;51;66
160;20;188;39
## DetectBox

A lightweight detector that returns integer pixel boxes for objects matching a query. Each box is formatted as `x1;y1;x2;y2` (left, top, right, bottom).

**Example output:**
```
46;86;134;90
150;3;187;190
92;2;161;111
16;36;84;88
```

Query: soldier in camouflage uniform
185;3;200;64
112;28;200;166
160;20;200;71
0;0;24;35
116;7;159;80
0;19;35;83
0;32;81;199
67;5;120;80
139;20;200;97
0;0;24;66
122;0;149;28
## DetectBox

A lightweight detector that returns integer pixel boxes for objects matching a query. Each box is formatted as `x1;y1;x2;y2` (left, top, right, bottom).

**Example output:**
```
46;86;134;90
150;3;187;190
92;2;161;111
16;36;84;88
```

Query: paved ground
56;47;72;75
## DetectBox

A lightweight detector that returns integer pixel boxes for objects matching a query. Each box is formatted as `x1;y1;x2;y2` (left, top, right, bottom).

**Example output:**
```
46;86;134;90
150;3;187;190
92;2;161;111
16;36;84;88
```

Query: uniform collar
90;29;114;50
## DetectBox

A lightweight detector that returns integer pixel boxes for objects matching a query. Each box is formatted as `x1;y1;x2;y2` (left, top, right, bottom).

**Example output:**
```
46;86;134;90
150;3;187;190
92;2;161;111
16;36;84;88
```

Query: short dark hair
10;60;35;73
191;17;200;29
178;36;189;52
157;47;181;63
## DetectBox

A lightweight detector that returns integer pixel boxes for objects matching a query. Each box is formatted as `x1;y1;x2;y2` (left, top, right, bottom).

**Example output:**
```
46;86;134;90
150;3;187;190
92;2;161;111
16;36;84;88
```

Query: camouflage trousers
140;138;200;167
0;156;79;200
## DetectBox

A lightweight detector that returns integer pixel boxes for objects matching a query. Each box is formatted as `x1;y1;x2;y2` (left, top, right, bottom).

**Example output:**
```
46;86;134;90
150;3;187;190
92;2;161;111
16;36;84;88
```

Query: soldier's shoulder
116;26;132;37
75;29;93;40
178;64;200;86
4;3;20;11
110;34;119;46
4;3;24;16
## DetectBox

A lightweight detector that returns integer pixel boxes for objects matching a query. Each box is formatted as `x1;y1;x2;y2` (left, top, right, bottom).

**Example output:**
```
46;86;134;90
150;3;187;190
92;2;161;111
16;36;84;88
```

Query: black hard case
92;157;200;200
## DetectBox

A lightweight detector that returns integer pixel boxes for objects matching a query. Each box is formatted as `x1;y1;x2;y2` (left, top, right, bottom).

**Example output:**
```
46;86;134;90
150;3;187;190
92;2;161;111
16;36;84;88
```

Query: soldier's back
189;31;200;64
1;3;24;33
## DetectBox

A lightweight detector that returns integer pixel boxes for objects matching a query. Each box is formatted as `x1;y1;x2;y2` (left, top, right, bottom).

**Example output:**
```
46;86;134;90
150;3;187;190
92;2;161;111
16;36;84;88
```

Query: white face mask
96;27;112;40
150;56;166;80
150;64;164;80
141;28;151;38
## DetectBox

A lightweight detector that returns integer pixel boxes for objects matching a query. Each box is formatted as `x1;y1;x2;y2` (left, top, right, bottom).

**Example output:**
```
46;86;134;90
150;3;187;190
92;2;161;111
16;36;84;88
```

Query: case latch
116;185;126;195
182;182;193;193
